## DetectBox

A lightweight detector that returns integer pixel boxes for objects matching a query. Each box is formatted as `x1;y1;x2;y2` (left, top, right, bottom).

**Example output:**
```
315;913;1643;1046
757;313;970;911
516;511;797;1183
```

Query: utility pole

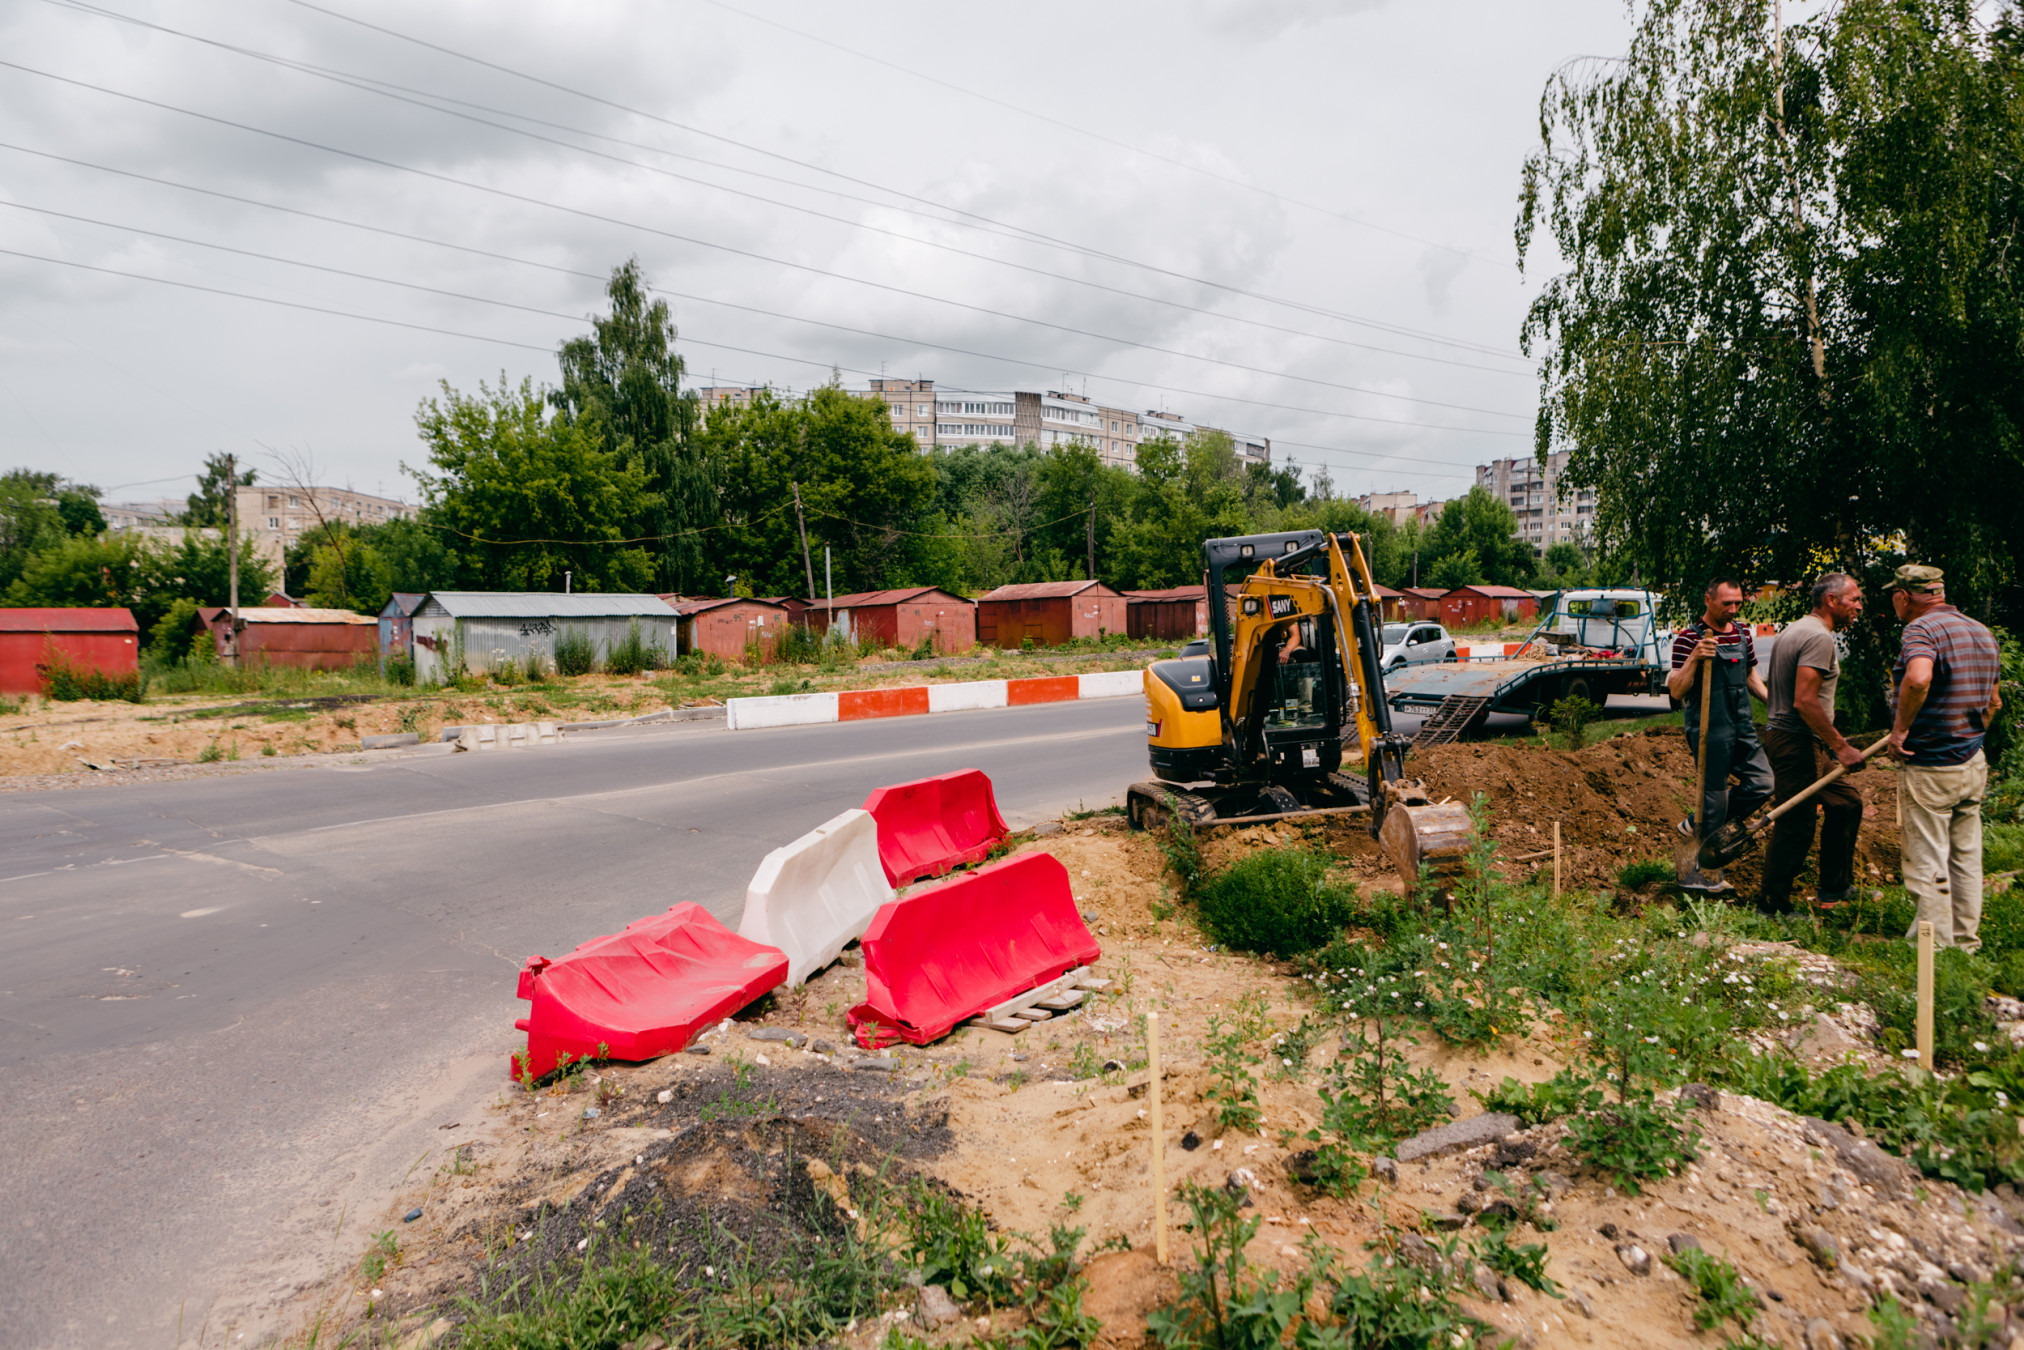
825;546;833;636
792;481;816;600
224;453;240;669
1085;493;1096;581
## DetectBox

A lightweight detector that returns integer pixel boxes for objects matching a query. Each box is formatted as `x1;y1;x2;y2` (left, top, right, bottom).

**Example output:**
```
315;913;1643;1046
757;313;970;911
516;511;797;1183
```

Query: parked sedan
1379;621;1458;672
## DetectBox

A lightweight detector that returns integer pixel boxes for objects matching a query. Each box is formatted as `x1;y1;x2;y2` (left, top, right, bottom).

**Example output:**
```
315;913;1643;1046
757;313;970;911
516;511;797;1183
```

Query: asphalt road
0;699;1151;1350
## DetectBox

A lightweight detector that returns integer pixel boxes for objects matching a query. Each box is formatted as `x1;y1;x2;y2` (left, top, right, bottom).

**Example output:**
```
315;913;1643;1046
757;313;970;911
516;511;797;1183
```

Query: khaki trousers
1898;750;1988;951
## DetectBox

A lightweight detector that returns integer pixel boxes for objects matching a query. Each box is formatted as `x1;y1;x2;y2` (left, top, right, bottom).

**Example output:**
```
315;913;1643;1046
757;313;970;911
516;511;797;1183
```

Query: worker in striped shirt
1887;564;2004;950
1667;578;1774;896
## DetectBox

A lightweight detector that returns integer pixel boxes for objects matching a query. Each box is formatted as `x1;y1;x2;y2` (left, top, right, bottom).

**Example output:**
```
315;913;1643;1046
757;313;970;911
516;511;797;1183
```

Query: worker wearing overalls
1667;579;1775;893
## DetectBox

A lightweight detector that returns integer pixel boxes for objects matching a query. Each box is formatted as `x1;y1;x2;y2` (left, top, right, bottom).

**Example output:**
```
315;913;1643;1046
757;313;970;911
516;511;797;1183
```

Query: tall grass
603;618;666;677
40;655;148;703
142;652;406;700
553;627;596;677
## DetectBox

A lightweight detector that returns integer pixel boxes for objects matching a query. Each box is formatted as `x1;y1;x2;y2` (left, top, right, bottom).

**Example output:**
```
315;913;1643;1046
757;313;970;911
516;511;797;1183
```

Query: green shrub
1193;848;1357;955
40;656;147;702
553;627;596;677
384;652;415;686
1471;1069;1605;1126
1547;693;1602;749
1563;1099;1699;1195
604;618;663;677
1664;1247;1759;1333
148;597;205;659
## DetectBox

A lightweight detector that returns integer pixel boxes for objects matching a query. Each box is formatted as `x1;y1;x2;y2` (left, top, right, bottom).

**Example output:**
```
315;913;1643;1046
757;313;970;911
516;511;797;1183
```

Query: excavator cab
1130;530;1474;892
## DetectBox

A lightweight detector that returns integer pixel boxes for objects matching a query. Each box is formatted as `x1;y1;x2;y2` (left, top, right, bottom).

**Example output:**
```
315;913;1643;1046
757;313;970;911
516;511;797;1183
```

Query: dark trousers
1760;725;1862;903
1686;716;1774;837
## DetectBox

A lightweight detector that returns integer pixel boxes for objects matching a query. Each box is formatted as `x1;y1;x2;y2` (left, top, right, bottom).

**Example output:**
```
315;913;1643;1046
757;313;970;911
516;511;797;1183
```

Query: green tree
0;471;66;591
183;452;255;528
410;376;656;593
56;486;104;537
701;383;950;597
1420;486;1536;588
550;260;713;592
1518;0;2024;659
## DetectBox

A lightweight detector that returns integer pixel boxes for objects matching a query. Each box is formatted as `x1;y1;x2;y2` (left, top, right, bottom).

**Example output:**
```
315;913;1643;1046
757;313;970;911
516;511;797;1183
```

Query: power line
49;0;1530;377
0;59;1528;423
272;0;1530;362
696;0;1521;275
1;194;1526;447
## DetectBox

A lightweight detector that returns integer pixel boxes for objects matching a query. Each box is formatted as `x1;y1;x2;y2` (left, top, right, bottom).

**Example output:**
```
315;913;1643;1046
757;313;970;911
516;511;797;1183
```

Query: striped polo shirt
1894;605;2001;766
1669;616;1758;693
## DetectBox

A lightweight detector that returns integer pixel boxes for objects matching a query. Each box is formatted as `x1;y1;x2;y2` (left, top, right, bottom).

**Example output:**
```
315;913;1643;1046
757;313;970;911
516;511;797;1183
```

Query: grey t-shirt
1767;612;1839;735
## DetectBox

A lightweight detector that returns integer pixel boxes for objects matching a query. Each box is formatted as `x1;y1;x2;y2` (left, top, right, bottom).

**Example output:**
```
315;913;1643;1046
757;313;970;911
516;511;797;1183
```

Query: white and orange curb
1458;642;1526;661
726;669;1142;731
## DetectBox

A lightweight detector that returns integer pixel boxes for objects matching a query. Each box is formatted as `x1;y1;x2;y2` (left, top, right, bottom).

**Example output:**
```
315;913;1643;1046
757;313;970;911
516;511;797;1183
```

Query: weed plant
553;627;596;677
1148;1182;1487;1349
604;619;664;677
1204;1010;1264;1134
1663;1247;1760;1334
1473;1226;1561;1296
1470;1068;1604;1126
39;654;147;702
1192;849;1357;956
1546;692;1603;749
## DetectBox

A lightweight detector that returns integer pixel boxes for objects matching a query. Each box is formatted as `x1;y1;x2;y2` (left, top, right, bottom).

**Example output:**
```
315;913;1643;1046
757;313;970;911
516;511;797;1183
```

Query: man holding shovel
1887;565;2002;951
1761;573;1869;912
1669;578;1774;895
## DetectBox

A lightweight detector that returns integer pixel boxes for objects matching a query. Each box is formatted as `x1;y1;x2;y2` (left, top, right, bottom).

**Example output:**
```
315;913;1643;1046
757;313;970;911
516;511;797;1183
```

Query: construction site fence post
1917;920;1935;1071
1148;1010;1167;1265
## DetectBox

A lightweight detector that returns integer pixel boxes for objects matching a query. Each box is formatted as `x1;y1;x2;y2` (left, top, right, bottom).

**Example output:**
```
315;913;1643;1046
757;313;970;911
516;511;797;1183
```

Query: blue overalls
1683;632;1774;837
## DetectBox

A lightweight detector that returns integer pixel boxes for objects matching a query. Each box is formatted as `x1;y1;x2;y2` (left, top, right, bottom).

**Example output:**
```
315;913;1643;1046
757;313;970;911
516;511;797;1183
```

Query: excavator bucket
1376;780;1474;894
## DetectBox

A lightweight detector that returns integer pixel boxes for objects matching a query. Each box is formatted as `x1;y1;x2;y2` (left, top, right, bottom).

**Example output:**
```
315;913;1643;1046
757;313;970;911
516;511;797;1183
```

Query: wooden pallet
971;967;1112;1034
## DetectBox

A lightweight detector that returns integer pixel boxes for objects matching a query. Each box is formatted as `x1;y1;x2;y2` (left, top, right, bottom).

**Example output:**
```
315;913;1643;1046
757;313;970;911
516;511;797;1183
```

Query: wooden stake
1147;1010;1167;1265
1552;821;1562;897
1917;920;1935;1071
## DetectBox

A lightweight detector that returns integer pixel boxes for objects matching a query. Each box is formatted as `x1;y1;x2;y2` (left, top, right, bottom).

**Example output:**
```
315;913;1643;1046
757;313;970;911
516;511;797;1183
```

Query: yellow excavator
1126;529;1474;890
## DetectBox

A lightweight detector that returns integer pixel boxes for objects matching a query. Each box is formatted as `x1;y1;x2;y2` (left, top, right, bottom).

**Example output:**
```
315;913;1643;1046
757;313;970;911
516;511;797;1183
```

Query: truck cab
1533;589;1667;668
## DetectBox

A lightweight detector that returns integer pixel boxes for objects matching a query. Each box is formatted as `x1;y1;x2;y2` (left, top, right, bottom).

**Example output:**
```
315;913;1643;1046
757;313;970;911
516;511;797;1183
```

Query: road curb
726;669;1142;731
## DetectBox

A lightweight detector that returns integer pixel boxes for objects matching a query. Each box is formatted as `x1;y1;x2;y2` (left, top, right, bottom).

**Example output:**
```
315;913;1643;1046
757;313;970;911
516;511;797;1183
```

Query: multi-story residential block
235;485;413;571
1096;405;1139;468
933;391;1020;448
1356;491;1420;528
696;385;772;416
1015;390;1107;451
1474;451;1593;550
101;498;182;531
1138;408;1271;468
865;377;938;449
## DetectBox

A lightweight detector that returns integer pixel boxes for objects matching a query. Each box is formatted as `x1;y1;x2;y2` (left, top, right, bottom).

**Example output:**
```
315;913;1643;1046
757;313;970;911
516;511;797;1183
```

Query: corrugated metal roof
821;587;967;608
198;606;376;626
1455;584;1537;598
417;592;677;618
0;607;138;633
671;596;786;617
380;592;426;617
1124;586;1206;601
976;580;1117;601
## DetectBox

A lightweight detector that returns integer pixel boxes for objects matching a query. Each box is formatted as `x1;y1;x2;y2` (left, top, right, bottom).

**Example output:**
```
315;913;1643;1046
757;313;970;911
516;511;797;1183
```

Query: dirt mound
1414;729;1902;894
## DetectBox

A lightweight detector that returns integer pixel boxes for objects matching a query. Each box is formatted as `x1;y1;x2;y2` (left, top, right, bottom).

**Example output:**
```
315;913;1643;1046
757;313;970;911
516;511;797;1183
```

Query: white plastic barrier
926;679;1008;713
455;720;558;750
725;691;840;731
737;808;893;986
1077;669;1143;699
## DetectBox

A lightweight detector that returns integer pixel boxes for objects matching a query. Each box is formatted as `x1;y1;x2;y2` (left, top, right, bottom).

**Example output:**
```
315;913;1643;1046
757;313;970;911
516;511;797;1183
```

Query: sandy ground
280;793;2024;1350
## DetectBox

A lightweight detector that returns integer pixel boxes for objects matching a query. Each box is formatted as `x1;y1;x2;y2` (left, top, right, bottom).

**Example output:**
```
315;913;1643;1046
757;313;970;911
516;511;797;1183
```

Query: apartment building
934;390;1020;448
1139;408;1271;468
1356;491;1419;528
235;485;413;571
696;385;772;417
101;498;182;531
865;377;938;449
1475;451;1593;549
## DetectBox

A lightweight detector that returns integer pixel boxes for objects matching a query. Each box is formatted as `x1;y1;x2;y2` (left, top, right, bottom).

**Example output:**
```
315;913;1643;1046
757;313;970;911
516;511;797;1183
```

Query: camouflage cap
1887;564;1945;594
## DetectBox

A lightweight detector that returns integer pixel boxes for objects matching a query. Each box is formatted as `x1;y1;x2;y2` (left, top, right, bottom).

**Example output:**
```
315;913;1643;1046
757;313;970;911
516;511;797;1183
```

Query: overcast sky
0;0;1634;508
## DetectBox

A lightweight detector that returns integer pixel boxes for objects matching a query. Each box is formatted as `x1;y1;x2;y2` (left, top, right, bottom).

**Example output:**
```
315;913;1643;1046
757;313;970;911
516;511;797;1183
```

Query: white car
1379;621;1457;672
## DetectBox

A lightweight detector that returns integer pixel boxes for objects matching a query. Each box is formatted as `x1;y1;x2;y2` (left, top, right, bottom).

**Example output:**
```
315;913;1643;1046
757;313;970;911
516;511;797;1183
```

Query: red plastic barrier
846;851;1100;1047
512;903;787;1080
1007;675;1079;705
863;768;1010;886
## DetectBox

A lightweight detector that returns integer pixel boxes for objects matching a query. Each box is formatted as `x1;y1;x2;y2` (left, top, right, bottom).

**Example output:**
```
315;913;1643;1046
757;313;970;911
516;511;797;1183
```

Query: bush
40;656;147;703
603;618;664;677
384;652;415;686
1563;1099;1699;1194
1547;693;1603;749
553;627;596;677
1193;848;1357;955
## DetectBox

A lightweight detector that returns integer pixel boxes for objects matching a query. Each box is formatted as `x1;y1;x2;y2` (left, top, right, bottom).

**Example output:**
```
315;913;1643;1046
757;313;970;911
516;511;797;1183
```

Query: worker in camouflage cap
1887;562;2003;950
1887;564;1947;595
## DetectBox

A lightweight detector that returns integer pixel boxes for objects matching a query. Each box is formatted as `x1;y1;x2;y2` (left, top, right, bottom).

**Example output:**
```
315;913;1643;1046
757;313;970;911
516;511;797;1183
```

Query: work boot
1753;891;1796;916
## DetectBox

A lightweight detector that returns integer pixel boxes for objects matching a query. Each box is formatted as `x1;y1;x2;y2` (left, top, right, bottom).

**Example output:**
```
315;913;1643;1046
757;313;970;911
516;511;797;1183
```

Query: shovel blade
1697;819;1758;870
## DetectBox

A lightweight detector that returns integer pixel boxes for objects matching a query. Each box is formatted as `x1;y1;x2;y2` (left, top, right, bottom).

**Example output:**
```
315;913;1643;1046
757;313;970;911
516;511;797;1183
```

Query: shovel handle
1751;737;1891;828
